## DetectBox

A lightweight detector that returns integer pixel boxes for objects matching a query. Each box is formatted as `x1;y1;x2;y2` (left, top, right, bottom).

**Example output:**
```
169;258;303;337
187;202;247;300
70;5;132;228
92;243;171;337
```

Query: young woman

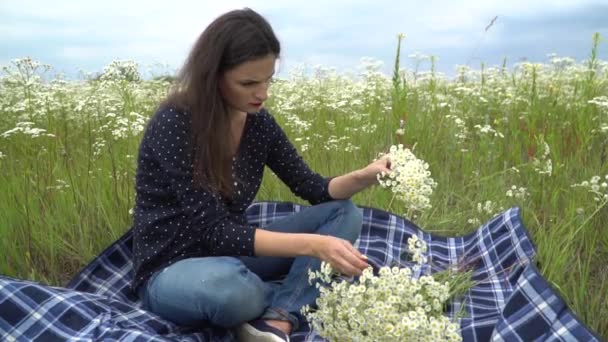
131;8;390;342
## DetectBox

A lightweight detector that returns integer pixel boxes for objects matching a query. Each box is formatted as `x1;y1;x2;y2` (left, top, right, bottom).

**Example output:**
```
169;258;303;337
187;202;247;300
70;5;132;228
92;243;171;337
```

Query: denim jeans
137;199;363;332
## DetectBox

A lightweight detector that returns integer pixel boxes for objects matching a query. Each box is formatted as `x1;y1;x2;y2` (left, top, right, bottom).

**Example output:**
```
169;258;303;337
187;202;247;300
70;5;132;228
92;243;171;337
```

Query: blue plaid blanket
0;202;602;341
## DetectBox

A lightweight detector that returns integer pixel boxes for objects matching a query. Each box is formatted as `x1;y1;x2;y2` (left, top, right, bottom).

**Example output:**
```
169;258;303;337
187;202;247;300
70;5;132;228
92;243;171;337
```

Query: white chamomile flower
377;144;437;212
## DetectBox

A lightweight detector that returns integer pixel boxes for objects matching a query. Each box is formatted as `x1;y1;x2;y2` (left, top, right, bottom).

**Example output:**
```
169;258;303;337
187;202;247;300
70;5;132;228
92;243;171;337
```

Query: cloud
1;0;607;77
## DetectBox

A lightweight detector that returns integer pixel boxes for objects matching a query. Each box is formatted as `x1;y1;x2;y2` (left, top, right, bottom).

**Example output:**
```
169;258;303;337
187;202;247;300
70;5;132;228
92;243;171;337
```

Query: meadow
0;34;606;337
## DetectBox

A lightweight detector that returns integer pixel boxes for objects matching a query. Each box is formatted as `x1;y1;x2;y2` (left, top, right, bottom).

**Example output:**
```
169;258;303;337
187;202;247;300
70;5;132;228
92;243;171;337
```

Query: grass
0;34;607;337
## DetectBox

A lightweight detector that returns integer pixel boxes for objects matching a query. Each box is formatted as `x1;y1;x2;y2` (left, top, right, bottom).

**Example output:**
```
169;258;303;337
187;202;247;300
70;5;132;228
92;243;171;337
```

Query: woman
132;8;390;342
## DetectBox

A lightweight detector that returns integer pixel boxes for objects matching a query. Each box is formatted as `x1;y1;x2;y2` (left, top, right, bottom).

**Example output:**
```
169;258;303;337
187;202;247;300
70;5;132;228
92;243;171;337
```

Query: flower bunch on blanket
301;236;463;342
377;144;437;213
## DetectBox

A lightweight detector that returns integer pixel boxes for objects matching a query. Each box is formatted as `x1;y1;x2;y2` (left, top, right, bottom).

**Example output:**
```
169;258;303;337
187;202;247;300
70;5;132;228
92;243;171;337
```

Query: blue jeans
137;200;363;332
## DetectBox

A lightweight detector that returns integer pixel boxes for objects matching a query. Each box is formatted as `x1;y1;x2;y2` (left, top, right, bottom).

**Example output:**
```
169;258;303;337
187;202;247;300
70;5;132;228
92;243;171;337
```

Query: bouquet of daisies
377;144;437;213
302;236;463;342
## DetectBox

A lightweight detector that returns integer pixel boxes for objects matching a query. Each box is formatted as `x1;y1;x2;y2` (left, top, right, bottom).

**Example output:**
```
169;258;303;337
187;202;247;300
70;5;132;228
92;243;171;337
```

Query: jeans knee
341;199;363;222
334;200;363;243
204;262;268;327
146;257;268;328
210;288;267;327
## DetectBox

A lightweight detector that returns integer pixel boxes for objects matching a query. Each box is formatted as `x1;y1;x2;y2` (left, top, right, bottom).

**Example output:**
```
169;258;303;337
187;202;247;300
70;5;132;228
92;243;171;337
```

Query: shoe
236;319;290;342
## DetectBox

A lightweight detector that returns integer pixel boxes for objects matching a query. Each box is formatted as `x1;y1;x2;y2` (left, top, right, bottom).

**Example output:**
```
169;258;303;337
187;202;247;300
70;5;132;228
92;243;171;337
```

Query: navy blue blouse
131;107;333;291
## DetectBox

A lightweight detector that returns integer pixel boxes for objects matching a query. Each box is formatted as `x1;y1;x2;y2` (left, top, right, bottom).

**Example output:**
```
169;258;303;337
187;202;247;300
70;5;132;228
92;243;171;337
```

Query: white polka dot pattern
131;106;333;291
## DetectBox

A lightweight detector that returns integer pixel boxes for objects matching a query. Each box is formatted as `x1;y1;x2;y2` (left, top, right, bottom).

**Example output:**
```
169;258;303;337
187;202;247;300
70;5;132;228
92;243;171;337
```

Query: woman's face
219;54;276;116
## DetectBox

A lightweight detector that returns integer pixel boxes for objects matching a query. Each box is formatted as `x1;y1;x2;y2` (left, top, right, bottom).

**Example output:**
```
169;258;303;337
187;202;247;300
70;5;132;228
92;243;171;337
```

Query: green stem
387;192;397;213
567;199;607;247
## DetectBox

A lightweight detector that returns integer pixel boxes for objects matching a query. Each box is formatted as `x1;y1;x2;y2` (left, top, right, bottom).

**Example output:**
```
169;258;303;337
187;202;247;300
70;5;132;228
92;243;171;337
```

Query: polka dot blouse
131;106;334;292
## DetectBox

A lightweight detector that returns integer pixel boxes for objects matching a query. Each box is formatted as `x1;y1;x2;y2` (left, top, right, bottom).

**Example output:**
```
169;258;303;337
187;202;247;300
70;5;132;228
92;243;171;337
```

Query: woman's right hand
311;235;369;277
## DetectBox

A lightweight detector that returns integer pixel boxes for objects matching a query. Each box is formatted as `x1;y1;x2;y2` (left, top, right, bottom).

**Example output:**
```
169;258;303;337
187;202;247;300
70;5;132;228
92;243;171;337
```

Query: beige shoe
236;320;290;342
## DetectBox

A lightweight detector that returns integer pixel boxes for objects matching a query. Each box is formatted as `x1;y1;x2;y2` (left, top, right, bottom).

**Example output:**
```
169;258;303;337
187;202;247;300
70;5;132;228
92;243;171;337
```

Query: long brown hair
161;8;280;197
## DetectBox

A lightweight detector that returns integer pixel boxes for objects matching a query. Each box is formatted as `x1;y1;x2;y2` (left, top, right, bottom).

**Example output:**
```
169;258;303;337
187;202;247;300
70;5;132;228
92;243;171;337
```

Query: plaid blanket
0;202;602;341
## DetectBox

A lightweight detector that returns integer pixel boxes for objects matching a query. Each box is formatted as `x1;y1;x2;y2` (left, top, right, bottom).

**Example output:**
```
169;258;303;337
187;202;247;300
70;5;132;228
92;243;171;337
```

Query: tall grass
1;35;607;337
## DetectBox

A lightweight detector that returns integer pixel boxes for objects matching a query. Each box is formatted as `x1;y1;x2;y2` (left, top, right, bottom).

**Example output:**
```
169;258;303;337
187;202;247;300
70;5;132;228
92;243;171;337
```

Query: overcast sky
1;0;607;79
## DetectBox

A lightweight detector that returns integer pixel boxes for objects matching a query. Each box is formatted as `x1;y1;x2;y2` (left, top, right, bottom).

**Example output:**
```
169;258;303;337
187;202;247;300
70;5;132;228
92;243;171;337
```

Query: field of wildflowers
0;34;606;337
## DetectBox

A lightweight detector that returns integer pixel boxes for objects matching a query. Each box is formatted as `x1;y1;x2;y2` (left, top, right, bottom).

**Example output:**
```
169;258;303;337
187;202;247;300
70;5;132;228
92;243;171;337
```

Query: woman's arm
253;228;369;276
328;157;391;199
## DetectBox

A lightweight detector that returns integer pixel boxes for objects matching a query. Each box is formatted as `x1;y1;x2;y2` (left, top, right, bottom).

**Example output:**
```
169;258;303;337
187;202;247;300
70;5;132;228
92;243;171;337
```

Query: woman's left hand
357;155;392;186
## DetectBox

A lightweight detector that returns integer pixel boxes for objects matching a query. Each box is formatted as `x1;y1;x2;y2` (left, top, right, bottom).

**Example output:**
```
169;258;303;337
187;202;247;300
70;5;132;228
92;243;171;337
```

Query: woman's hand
311;235;369;276
356;155;392;186
327;155;392;199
